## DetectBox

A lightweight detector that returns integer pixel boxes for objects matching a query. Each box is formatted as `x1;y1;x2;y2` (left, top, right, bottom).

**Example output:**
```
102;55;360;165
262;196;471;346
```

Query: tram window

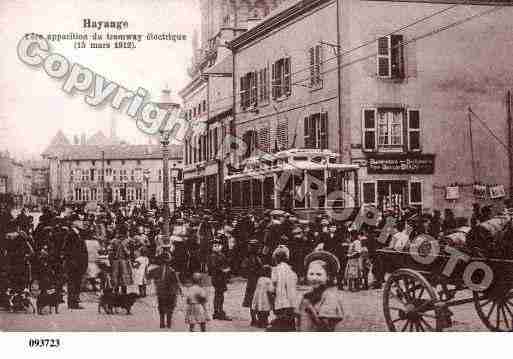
311;156;323;163
252;179;262;206
232;182;241;207
308;170;325;208
242;180;251;207
293;172;305;208
278;172;293;210
293;156;308;161
263;177;274;208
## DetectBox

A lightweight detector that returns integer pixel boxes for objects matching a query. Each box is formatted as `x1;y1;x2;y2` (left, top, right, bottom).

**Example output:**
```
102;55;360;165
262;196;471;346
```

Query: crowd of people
0;199;507;331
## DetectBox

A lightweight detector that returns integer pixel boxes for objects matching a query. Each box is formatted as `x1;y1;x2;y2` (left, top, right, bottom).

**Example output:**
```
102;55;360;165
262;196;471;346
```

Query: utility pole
507;90;512;196
468;107;476;184
101;150;105;203
160;130;171;238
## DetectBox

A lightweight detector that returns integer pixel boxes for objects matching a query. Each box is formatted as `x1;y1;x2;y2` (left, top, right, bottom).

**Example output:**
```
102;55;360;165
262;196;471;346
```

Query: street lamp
159;129;172;238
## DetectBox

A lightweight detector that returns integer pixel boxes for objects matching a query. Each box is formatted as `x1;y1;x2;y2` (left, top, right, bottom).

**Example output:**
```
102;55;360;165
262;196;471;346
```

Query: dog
36;288;62;314
98;290;139;315
2;289;35;313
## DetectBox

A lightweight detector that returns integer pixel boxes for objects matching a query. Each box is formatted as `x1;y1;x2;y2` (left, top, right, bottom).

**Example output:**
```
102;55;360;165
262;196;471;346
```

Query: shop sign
367;154;435;174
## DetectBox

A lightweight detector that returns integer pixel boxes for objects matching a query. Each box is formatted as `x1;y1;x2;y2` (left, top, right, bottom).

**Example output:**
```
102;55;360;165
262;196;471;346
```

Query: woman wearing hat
297;251;344;331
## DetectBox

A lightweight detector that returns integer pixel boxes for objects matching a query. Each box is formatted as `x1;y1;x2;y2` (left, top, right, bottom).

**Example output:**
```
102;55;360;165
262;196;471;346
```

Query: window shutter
250;71;258;107
408;109;421;151
377;37;391;78
320;112;328;149
277;120;288;150
390;35;404;79
284;57;291;95
315;45;322;84
309;47;315;87
271;62;278;99
240;76;245;109
258;127;270;153
362;109;377;151
304;116;310;148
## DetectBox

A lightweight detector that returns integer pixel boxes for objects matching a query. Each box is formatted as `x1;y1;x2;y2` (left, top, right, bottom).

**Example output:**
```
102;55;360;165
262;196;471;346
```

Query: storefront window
363;182;376;205
410;181;422;205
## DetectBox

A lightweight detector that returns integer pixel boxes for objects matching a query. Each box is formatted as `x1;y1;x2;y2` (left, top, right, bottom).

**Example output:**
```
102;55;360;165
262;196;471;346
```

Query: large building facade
220;0;513;217
181;0;289;208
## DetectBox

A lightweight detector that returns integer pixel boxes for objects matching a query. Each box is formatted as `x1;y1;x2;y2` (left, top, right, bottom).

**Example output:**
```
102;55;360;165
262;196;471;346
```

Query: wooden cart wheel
383;269;440;332
473;286;513;332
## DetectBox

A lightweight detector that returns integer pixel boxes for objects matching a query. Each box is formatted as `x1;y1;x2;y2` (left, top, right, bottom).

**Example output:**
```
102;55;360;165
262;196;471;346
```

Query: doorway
377;180;408;211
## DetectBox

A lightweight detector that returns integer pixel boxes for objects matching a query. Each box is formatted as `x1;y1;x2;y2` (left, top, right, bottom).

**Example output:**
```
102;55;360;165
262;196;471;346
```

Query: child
207;239;231;320
269;245;297;331
185;272;209;332
148;250;183;329
132;247;149;297
298;251;344;331
360;246;370;290
345;230;362;292
251;265;273;328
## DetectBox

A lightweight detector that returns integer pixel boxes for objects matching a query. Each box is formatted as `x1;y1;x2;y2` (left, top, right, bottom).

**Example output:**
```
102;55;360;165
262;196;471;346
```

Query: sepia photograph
1;0;513;342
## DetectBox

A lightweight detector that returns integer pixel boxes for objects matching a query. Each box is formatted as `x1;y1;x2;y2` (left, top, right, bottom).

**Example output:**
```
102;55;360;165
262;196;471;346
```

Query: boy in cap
208;238;231;320
148;250;183;328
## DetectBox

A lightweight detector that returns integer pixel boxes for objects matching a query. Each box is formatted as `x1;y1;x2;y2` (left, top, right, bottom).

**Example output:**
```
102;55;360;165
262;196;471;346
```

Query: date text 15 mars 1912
28;338;61;348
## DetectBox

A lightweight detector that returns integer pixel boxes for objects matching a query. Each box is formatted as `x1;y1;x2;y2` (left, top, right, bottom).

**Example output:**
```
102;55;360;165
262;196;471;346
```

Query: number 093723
28;338;60;348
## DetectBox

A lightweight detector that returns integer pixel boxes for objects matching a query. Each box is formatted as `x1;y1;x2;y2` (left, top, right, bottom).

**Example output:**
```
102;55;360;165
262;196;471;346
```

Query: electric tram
224;149;360;220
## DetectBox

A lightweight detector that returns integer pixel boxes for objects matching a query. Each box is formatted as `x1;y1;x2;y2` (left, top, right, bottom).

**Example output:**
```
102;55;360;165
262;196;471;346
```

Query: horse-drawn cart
377;244;513;332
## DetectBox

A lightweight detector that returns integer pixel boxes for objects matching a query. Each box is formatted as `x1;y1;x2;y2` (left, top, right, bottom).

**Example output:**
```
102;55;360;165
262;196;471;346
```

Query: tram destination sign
367;154;435;175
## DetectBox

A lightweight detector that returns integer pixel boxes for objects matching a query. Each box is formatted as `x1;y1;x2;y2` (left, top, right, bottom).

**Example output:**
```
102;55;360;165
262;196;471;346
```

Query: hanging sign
489;185;506;199
446;186;460;200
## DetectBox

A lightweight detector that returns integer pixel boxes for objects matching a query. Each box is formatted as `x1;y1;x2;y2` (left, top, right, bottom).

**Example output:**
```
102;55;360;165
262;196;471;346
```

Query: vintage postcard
1;0;513;340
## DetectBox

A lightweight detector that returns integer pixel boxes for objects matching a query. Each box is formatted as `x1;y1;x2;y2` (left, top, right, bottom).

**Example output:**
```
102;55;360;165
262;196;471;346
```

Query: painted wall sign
367;154;435;174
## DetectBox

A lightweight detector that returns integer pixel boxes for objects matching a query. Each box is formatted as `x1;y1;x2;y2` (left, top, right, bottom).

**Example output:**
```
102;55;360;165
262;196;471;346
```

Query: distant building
0;151;31;207
42;131;183;209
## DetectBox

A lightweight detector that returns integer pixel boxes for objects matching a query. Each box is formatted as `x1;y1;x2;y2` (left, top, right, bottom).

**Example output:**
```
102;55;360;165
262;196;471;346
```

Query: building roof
42;130;71;157
58;144;182;161
86;131;111;146
203;55;232;76
229;0;331;51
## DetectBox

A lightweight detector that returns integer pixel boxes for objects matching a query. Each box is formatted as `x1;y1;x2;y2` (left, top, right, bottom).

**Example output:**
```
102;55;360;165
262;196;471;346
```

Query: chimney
80;133;86;145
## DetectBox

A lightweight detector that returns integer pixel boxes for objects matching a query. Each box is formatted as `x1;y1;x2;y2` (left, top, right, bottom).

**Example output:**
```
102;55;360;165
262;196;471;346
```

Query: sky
0;0;200;159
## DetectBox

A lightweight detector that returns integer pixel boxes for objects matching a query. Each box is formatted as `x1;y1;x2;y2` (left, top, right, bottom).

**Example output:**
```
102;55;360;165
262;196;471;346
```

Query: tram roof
226;162;359;181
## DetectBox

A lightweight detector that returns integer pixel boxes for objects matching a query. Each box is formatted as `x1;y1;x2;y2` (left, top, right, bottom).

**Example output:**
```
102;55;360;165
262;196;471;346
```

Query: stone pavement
1;276;488;331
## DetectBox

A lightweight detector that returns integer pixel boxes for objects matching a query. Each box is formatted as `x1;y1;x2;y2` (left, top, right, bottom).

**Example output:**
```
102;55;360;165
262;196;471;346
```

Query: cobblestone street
1;277;488;332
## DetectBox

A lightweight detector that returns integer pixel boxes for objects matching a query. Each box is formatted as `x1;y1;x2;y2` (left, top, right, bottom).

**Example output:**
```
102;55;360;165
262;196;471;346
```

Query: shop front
358;153;435;213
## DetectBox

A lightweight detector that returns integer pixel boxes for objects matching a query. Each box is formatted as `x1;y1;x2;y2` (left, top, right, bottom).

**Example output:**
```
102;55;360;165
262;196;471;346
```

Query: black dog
37;289;62;314
98;290;139;315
